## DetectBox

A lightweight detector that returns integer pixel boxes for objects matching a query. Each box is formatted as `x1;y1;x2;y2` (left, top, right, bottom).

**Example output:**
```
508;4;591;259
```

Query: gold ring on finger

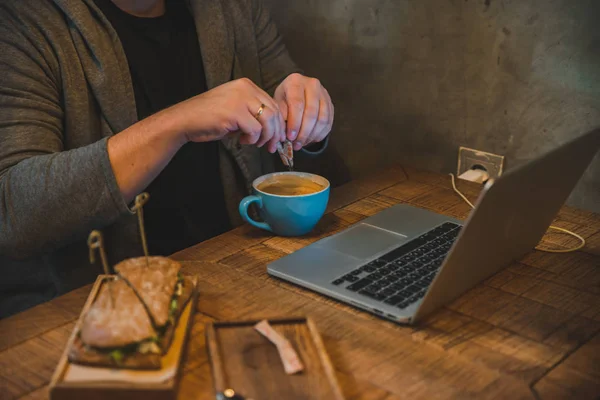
255;103;266;120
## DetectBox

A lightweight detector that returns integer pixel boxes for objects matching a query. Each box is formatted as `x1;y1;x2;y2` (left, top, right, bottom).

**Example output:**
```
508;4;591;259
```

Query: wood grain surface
206;318;344;399
1;165;599;400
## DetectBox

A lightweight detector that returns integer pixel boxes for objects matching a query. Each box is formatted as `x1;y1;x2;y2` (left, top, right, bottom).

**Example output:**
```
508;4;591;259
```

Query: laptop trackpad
317;223;407;260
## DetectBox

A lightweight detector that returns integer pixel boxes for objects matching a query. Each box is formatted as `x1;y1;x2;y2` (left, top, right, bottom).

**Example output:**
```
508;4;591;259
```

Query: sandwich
68;256;195;369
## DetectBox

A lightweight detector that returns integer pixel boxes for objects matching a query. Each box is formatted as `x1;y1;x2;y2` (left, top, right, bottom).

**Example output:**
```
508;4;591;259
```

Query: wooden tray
206;317;345;400
49;274;198;400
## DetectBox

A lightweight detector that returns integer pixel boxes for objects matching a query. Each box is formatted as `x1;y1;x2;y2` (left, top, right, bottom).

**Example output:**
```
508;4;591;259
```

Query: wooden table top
2;165;600;400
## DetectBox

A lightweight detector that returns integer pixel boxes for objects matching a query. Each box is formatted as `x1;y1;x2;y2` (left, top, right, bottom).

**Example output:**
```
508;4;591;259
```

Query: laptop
267;128;600;324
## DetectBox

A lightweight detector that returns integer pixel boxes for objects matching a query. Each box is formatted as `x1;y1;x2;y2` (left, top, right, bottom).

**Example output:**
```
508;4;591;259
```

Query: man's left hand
274;73;334;151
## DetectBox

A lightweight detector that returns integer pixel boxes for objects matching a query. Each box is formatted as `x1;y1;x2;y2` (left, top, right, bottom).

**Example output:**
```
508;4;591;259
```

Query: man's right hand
108;78;286;202
168;78;286;154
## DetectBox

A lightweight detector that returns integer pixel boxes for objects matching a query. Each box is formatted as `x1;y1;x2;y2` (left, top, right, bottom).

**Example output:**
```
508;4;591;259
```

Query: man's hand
172;78;286;153
108;78;288;202
274;73;334;151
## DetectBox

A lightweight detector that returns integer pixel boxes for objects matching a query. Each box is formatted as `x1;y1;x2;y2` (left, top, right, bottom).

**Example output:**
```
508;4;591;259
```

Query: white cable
449;173;585;253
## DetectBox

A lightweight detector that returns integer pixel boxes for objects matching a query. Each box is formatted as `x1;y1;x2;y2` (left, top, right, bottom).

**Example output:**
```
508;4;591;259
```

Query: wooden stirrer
88;230;115;307
132;192;150;267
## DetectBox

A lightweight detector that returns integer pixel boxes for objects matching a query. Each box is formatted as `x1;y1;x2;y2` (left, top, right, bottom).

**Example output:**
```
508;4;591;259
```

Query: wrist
150;105;190;149
301;136;329;156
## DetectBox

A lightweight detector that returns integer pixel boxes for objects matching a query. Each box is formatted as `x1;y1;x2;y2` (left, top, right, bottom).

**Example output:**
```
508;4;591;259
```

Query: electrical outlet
457;147;504;179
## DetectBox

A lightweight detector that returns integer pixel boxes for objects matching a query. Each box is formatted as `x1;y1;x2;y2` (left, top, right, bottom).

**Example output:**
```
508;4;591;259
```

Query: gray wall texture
267;0;600;212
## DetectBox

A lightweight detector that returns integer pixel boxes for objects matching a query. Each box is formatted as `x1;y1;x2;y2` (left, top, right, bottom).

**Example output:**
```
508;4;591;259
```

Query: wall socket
457;147;504;179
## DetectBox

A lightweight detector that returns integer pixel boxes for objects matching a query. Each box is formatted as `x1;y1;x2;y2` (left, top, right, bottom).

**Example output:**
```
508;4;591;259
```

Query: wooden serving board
206;317;345;400
49;274;198;400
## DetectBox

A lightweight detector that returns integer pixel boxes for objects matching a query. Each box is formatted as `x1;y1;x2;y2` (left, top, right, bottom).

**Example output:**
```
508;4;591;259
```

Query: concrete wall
267;0;600;212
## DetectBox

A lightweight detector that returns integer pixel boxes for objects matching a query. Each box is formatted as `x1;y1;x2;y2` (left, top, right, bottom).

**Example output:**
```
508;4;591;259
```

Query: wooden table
2;165;600;400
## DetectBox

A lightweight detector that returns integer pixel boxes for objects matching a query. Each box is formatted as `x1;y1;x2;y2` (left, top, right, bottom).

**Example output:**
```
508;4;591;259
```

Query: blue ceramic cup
239;172;330;236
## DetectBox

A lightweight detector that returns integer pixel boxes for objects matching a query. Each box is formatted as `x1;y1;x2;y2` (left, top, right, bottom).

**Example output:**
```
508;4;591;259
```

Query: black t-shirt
94;0;231;255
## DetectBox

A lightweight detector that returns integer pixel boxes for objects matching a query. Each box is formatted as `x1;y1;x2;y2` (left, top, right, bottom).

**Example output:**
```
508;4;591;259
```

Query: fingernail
289;130;297;140
293;142;302;151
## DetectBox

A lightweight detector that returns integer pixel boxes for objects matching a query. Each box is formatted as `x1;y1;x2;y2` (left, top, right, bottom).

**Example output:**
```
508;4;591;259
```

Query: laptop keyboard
331;222;462;310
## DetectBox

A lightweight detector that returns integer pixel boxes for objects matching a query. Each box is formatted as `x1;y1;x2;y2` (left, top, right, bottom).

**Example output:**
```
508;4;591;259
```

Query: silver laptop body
267;129;600;324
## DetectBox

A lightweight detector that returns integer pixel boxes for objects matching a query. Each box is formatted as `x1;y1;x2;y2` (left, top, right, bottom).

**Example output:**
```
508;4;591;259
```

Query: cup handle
239;195;273;232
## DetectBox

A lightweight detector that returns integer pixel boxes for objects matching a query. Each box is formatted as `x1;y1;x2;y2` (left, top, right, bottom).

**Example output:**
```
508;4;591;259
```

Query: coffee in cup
239;172;330;236
256;175;326;196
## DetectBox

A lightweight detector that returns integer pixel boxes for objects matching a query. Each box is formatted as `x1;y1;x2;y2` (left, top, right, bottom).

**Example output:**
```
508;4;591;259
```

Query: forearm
108;107;187;203
0;108;188;258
